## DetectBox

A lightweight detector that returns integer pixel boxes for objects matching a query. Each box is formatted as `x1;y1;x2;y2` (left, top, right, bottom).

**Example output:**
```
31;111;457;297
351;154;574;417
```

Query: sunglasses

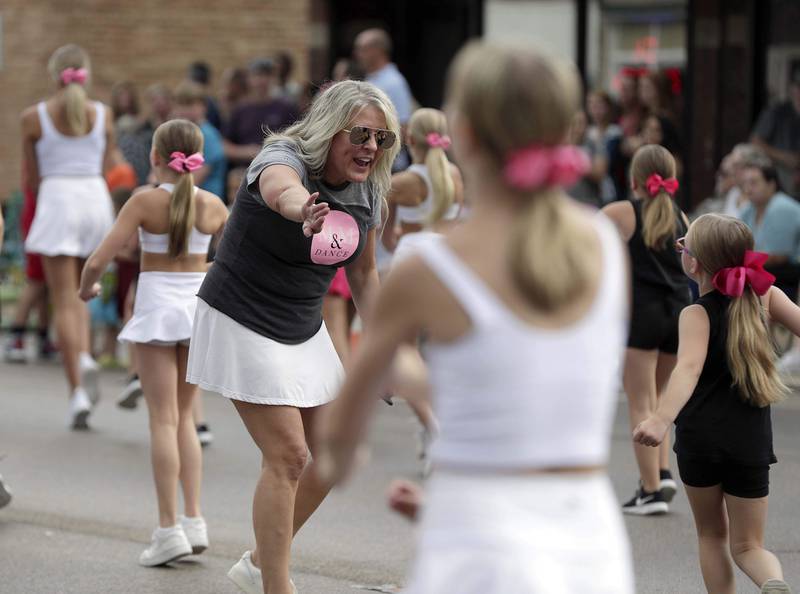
342;126;397;150
675;236;694;257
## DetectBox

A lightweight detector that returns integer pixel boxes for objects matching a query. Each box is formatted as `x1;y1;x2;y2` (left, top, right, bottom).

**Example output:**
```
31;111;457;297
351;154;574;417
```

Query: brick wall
0;0;311;200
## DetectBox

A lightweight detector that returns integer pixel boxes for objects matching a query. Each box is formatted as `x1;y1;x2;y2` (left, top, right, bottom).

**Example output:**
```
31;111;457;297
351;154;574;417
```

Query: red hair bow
646;174;679;198
712;250;775;298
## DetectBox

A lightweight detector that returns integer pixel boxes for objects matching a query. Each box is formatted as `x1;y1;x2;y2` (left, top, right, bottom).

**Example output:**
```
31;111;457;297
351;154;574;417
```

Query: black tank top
628;198;688;297
674;290;776;466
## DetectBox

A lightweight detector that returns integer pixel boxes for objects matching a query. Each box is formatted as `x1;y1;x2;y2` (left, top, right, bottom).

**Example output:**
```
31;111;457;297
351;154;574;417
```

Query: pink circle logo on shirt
311;210;359;265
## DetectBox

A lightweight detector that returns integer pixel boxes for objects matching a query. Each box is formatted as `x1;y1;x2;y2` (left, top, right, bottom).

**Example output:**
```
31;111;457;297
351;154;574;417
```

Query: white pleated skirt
25;176;114;258
118;272;205;345
404;472;634;594
186;299;344;407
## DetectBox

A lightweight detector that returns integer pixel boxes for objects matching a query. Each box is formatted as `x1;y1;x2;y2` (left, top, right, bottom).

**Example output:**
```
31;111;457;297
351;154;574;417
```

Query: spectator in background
332;57;365;82
144;84;173;132
587;90;622;202
739;161;800;297
111;81;152;185
274;51;302;104
218;67;249;125
173;81;227;201
354;28;414;170
618;73;644;138
188;61;223;132
566;110;611;207
751;73;800;198
223;58;299;167
720;143;767;217
640;114;683;175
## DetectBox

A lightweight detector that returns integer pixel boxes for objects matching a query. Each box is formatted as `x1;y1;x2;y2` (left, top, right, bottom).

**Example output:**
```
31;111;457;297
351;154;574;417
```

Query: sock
79;352;96;368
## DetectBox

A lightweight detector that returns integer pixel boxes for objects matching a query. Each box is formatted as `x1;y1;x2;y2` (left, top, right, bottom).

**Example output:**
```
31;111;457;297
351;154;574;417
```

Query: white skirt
118;272;205;345
25;176;114;258
404;472;634;594
186;299;345;407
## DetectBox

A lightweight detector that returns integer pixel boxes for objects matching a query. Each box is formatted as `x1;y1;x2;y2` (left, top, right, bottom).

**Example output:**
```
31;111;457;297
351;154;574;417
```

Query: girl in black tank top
634;213;794;594
602;144;689;515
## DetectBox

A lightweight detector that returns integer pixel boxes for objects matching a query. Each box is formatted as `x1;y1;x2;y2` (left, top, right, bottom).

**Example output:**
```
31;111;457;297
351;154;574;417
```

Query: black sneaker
622;487;669;515
659;469;678;502
0;474;11;509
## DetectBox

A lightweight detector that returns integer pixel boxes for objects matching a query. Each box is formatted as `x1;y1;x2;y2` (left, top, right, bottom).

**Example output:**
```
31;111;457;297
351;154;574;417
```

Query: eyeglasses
342;126;397;150
675;236;694;257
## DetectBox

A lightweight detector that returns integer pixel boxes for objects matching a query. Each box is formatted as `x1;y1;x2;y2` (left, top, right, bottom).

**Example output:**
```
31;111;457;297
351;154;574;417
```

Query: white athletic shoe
761;578;792;593
227;551;297;594
116;375;143;410
68;387;92;430
179;515;208;554
139;525;192;567
79;353;101;406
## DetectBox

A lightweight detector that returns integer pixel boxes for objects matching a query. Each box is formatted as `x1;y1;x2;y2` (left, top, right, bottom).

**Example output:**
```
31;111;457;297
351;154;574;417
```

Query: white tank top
139;184;213;255
396;164;461;224
35;101;106;177
420;213;628;471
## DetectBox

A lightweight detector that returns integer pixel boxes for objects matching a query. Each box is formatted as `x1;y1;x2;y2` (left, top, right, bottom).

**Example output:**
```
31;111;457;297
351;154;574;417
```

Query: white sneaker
117;376;143;410
761;578;792;593
179;515;208;554
227;551;297;594
68;387;92;430
139;525;192;567
777;349;800;376
79;353;101;406
0;474;12;509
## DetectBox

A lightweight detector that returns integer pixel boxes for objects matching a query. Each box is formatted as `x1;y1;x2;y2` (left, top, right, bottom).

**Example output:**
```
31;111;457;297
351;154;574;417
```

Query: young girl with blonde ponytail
318;41;634;593
602;143;690;515
22;44;115;429
634;214;793;594
79;119;228;567
388;107;464;256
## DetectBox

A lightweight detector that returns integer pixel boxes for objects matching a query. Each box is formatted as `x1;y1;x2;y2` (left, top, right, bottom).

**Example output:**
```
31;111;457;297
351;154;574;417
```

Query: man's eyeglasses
342;126;397;150
675;236;694;257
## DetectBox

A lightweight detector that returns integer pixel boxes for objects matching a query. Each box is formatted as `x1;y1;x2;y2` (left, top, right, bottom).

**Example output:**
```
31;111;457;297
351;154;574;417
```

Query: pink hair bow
646;174;679;198
426;132;451;150
60;67;88;85
712;250;775;298
504;145;590;190
168;151;205;173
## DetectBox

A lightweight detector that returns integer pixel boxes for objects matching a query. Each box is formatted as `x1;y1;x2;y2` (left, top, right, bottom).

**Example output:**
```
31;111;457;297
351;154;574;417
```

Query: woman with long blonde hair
602;144;690;515
635;214;792;594
318;41;634;593
187;79;400;594
80;119;228;566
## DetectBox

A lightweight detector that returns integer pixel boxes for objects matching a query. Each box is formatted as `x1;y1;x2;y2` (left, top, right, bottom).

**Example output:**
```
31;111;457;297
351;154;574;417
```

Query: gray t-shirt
198;140;381;343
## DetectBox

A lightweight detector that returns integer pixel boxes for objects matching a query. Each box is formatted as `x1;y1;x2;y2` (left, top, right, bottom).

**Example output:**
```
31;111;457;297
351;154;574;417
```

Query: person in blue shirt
173;81;227;202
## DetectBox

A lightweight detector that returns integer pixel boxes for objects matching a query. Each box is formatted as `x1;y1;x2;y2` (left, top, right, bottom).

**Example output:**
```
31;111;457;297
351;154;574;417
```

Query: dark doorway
329;0;483;108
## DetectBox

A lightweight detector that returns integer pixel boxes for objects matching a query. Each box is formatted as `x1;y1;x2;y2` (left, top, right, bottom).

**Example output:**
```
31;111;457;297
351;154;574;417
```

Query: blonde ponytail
168;173;197;258
509;190;596;311
642;189;677;249
424;146;455;225
63;83;89;135
47;44;91;136
727;289;786;407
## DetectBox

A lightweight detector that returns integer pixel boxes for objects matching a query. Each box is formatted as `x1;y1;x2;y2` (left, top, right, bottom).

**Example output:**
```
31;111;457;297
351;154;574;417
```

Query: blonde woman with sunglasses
186;80;400;594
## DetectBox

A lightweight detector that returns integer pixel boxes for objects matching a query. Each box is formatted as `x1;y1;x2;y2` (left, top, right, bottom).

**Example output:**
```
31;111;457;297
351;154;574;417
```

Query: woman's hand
315;437;369;486
79;283;102;302
633;414;670;447
301;192;329;237
387;479;423;522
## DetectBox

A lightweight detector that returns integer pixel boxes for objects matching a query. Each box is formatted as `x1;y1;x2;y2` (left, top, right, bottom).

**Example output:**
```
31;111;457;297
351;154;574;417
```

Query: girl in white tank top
79;119;228;568
20;44;115;431
319;42;634;593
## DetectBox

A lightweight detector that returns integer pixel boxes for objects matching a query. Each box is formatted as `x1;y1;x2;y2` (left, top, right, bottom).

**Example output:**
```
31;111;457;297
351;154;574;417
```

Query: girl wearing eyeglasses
186;80;400;594
634;214;792;594
318;41;634;593
602;144;690;515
